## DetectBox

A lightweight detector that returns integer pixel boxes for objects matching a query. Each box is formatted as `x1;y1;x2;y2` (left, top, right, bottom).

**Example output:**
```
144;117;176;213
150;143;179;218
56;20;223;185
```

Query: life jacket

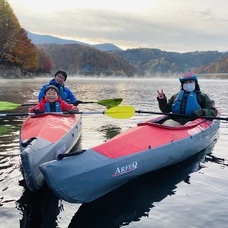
44;102;61;112
172;90;201;115
57;84;68;101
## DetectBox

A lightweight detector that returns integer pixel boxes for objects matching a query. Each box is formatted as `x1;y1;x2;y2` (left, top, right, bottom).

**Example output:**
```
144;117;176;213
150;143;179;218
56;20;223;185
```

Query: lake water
0;77;228;228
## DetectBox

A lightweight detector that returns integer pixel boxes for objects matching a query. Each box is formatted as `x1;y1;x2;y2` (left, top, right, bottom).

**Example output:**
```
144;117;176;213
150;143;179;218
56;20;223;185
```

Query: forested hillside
1;0;228;79
0;0;52;76
195;57;228;74
0;0;137;77
111;48;228;75
37;44;138;76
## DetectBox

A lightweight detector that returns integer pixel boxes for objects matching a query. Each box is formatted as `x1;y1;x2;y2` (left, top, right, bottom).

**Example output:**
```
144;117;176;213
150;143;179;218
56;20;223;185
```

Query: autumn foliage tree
37;48;52;73
0;0;51;73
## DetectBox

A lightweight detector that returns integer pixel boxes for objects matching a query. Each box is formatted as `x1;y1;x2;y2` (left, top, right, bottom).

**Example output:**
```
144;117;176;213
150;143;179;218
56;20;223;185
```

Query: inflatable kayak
20;113;82;191
40;115;220;203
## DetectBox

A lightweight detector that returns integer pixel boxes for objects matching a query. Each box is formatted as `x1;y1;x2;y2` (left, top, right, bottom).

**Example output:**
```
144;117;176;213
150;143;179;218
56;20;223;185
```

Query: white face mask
183;83;195;92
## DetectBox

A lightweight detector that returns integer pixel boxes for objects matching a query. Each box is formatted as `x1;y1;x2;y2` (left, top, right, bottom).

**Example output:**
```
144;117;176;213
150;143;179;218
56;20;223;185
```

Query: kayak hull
40;116;220;203
20;113;82;191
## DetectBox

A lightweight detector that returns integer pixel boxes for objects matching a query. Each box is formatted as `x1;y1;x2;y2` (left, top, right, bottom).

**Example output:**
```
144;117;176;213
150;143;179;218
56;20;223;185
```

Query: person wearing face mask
156;72;217;126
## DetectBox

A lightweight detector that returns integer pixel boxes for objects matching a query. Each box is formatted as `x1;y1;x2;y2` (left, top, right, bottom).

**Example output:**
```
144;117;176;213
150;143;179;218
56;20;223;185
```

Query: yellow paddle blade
104;106;135;119
0;101;20;111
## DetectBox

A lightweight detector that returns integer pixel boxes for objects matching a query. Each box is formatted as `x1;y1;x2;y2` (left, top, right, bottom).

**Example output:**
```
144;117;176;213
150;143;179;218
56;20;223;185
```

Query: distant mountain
27;32;228;76
194;56;228;74
92;43;122;51
27;31;122;52
37;43;138;76
111;48;228;75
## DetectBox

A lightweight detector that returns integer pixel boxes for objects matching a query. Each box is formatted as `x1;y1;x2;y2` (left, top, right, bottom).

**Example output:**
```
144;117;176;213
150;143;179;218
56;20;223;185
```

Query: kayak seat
154;116;170;124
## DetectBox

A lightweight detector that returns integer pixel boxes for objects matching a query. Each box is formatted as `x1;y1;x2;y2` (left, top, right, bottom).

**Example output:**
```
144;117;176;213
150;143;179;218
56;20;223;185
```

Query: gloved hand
190;109;204;120
34;109;44;114
68;107;79;114
73;100;82;106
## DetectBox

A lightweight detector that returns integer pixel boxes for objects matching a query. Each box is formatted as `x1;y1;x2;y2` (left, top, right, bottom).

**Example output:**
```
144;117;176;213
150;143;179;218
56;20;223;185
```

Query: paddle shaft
0;113;35;117
136;110;228;121
19;99;122;106
0;106;134;119
21;101;77;106
1;106;226;121
0;98;123;111
0;111;105;117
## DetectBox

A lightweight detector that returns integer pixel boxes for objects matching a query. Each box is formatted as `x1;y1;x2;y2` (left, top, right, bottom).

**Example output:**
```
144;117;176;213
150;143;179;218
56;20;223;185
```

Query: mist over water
0;77;228;228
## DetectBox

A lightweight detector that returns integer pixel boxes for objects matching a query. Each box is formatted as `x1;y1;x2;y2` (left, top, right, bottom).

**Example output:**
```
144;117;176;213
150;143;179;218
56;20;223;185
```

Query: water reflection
14;129;224;228
16;182;61;228
99;124;122;140
0;125;12;135
1;79;227;227
0;117;22;192
14;124;120;228
68;141;217;228
206;153;228;167
0;117;22;136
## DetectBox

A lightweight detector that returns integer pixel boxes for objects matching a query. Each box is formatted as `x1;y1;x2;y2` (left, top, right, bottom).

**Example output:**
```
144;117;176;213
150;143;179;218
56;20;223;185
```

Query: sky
7;0;228;53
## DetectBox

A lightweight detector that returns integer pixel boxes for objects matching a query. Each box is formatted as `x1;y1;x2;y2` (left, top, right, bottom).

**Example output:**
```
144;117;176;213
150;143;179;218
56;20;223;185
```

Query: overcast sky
7;0;228;52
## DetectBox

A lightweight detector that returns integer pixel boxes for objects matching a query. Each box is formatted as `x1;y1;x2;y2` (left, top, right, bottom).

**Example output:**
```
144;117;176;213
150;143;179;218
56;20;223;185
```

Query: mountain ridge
27;31;122;52
27;31;228;77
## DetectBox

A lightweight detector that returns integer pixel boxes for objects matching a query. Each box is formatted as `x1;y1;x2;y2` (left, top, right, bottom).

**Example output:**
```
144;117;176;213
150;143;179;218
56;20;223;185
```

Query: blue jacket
38;79;77;103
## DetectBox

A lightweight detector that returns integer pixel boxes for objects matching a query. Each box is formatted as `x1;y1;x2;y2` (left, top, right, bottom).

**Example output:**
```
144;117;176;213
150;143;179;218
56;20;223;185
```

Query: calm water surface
0;77;228;228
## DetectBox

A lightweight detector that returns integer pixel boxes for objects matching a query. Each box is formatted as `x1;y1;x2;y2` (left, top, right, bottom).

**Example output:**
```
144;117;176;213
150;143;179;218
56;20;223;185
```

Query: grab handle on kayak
57;150;86;160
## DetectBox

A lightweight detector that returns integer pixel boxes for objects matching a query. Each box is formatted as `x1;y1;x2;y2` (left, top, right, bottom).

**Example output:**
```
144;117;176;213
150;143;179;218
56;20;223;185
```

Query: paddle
135;110;228;121
0;106;135;119
1;105;225;121
0;98;123;111
74;98;123;109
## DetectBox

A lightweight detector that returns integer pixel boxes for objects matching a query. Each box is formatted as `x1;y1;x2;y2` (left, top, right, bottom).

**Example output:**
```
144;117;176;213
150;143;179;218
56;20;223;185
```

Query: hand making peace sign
157;89;165;99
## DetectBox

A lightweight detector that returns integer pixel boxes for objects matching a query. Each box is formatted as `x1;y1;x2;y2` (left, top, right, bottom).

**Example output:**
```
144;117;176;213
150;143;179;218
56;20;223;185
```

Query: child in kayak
38;70;77;104
30;85;79;114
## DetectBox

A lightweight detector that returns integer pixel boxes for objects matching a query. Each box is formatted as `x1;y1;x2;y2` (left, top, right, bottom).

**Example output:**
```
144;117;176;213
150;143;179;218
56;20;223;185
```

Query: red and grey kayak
40;115;220;203
20;113;82;192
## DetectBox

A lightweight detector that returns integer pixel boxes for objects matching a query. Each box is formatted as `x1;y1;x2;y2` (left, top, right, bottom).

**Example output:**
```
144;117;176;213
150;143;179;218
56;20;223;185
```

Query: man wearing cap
157;72;217;126
38;70;77;104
